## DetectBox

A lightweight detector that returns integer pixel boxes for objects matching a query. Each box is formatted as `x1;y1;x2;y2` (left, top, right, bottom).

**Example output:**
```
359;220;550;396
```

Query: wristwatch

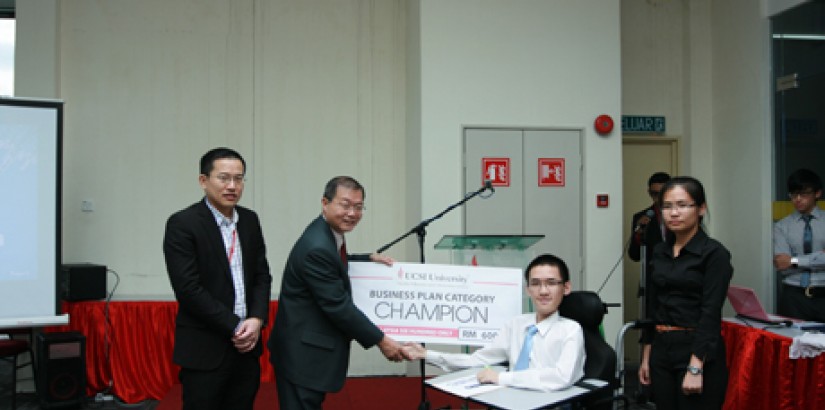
686;365;703;376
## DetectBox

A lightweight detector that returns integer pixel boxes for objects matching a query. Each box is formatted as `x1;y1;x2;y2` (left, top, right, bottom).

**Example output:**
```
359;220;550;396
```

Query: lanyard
227;229;237;262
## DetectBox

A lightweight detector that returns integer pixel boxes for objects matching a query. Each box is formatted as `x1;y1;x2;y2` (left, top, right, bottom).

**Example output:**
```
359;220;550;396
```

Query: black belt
787;284;825;298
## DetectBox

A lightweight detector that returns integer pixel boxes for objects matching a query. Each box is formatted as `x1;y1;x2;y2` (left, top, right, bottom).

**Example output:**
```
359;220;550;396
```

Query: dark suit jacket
163;199;272;370
628;205;668;262
268;215;383;393
628;205;673;320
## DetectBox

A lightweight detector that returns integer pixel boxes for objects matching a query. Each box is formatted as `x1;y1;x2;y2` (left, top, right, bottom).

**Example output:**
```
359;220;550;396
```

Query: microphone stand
636;225;651;405
636;221;648;342
377;182;493;410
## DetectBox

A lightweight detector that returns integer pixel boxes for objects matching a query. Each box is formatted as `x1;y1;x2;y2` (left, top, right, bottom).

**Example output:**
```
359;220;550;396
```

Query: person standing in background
638;176;733;410
628;171;671;262
629;171;671;390
163;147;273;410
269;176;404;410
773;168;825;322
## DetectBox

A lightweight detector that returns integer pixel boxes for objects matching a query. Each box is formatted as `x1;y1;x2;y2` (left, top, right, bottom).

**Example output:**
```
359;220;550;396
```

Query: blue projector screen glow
0;99;61;320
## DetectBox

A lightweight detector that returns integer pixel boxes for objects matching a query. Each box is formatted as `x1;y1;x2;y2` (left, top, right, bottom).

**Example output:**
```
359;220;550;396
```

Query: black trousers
275;374;327;410
179;348;261;410
649;330;727;410
779;284;825;322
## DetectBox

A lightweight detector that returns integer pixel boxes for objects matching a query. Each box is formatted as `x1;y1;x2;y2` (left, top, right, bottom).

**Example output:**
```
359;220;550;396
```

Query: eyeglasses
335;201;366;213
788;190;816;199
212;174;246;185
661;202;696;212
528;279;565;289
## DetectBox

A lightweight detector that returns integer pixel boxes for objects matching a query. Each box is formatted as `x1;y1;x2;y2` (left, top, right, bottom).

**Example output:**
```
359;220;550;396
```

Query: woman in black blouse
637;176;733;410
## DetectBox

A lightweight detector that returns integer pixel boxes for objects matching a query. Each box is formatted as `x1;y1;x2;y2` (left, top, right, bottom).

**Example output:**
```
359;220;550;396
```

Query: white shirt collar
531;311;561;336
204;197;238;227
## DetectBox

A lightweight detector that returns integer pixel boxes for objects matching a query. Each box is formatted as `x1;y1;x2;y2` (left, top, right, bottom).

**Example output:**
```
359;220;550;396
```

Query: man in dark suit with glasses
269;176;403;410
164;147;273;410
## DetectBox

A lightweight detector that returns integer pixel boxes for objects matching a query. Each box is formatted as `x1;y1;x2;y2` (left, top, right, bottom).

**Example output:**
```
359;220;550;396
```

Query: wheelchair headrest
558;290;606;330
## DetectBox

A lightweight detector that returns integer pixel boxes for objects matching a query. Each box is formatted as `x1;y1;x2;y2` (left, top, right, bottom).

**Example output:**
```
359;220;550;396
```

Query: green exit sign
622;116;666;134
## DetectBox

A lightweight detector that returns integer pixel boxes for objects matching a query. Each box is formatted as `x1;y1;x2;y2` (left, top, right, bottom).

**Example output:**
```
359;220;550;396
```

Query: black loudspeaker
37;332;86;409
60;263;107;301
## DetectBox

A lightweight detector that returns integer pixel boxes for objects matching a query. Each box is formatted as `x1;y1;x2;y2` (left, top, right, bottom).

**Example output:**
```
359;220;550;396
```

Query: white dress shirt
204;199;246;321
425;311;585;391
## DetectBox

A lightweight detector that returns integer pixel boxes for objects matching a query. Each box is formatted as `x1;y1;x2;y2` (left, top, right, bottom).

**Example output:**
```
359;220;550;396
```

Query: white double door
463;128;583;289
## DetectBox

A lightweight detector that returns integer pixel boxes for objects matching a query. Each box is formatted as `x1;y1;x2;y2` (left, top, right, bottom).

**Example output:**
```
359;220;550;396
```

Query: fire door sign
482;158;510;187
538;158;565;187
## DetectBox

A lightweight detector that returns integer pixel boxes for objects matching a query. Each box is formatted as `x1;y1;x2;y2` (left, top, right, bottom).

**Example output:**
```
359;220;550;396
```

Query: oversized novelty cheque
349;262;522;346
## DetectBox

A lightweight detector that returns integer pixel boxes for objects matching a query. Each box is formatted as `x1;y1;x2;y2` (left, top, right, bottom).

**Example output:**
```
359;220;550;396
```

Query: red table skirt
722;320;825;410
46;301;278;404
47;302;825;407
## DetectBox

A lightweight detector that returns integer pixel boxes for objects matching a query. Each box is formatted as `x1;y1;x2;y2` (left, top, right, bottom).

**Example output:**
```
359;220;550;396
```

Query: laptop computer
726;285;797;326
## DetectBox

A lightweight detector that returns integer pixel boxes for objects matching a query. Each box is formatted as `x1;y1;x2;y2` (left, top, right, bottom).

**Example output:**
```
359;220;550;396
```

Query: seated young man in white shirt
401;254;586;392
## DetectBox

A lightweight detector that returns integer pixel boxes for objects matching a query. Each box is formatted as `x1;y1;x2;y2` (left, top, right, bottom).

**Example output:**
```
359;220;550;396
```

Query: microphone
634;209;655;232
484;180;495;193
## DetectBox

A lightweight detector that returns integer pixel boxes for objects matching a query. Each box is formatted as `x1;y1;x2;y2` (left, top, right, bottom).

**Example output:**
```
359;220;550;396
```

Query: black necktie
803;214;813;254
801;215;813;288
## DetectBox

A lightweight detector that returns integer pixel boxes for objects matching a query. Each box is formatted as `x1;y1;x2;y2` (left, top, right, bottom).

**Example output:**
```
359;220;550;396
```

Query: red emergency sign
538;158;565;187
482;158;510;187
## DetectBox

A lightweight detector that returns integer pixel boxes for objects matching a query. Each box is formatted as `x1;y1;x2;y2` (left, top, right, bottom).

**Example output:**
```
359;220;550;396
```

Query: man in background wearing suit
627;171;671;263
163;147;272;410
269;176;404;410
628;172;672;324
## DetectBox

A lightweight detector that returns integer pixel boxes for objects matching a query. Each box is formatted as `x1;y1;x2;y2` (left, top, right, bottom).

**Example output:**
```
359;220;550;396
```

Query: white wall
709;0;774;307
622;0;688;137
17;0;409;375
17;0;409;300
413;0;625;341
57;0;257;298
14;0;58;97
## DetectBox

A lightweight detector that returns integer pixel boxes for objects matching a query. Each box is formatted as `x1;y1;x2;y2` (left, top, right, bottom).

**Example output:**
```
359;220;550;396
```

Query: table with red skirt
46;300;278;403
48;302;825;408
721;320;825;410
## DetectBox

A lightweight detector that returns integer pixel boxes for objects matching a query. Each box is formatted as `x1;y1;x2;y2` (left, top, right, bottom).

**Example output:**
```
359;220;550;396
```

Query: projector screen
0;97;63;321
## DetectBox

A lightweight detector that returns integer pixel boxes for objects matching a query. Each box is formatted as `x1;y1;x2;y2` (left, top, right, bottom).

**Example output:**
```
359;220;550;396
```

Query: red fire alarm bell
594;114;614;135
596;193;609;208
